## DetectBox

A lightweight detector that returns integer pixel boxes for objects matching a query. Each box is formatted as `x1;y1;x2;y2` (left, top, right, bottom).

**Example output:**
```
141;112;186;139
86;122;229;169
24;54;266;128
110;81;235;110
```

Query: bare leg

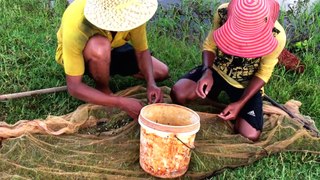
133;56;169;81
235;118;261;141
83;34;112;95
170;79;199;105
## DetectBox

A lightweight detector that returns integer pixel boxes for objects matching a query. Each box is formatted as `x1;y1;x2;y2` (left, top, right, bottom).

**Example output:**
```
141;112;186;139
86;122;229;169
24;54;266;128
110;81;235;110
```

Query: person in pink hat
170;0;286;141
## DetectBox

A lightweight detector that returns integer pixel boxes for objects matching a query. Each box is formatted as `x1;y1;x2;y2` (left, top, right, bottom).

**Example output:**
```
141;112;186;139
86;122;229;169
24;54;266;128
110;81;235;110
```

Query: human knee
240;129;261;141
84;35;111;62
235;118;261;141
170;84;187;104
154;64;169;81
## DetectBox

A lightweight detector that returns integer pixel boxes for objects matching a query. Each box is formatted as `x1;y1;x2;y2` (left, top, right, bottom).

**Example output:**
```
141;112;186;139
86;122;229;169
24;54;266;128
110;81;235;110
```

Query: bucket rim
138;103;200;134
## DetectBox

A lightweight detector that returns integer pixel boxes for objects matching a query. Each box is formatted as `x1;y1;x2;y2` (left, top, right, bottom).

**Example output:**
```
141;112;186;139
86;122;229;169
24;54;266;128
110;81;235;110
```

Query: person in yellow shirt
55;0;169;120
170;0;286;141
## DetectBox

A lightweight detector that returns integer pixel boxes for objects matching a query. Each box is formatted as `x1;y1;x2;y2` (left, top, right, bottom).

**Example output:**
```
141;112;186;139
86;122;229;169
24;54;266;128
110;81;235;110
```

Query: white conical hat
84;0;158;31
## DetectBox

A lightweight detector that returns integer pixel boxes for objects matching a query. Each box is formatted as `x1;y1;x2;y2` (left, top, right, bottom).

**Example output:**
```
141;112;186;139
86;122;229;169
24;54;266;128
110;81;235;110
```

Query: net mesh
0;86;319;179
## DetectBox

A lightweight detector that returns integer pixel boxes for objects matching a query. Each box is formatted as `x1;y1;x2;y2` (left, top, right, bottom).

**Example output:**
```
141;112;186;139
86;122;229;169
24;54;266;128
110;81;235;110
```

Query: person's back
55;0;169;120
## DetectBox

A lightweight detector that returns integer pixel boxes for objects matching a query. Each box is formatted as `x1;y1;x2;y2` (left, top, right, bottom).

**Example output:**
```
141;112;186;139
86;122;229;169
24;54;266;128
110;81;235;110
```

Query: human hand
119;97;144;120
147;84;163;104
218;101;243;121
196;70;214;99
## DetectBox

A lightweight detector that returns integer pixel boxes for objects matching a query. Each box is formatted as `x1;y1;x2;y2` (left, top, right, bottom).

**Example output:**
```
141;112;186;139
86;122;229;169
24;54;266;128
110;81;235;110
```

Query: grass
0;0;81;122
0;0;319;179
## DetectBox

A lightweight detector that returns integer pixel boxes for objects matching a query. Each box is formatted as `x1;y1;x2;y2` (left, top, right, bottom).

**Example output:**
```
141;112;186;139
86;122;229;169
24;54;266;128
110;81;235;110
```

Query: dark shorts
85;43;140;77
181;66;263;131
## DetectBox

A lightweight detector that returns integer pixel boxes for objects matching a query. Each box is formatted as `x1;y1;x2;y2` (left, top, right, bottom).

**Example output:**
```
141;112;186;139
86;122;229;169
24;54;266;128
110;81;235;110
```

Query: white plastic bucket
138;103;200;178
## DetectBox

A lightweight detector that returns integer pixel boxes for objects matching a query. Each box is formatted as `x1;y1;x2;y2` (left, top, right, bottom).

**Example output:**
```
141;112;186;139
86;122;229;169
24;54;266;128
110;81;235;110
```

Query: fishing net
0;86;319;179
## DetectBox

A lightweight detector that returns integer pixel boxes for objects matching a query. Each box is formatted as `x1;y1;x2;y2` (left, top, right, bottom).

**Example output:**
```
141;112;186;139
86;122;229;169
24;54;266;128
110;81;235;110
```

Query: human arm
218;76;265;121
130;23;163;104
255;21;286;82
66;75;143;120
196;4;224;98
217;44;281;121
196;51;216;98
135;50;163;104
60;24;143;120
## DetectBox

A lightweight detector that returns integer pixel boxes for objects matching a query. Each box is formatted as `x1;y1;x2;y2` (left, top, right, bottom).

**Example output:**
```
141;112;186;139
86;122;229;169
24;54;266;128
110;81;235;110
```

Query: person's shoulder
129;23;147;32
61;0;94;38
263;21;286;59
217;3;229;10
274;21;285;34
215;3;229;17
273;21;286;45
61;0;86;25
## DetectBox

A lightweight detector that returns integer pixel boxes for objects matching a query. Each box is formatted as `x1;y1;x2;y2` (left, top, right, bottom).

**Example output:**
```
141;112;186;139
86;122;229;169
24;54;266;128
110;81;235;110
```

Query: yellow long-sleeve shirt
55;0;148;76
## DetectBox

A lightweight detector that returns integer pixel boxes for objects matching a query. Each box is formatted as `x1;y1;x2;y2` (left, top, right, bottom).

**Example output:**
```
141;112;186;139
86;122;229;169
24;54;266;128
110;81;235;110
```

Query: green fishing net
0;86;319;179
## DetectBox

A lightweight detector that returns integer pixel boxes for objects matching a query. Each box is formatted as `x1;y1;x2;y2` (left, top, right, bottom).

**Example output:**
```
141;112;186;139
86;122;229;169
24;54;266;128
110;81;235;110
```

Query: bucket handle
174;135;195;150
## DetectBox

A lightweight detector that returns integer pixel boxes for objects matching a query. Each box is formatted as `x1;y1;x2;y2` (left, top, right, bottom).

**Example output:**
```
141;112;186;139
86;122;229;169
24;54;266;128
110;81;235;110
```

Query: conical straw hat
84;0;158;31
213;0;280;58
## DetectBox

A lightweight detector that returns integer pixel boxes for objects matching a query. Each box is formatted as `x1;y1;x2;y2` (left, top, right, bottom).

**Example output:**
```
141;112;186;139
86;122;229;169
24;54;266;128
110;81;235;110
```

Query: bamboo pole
0;86;67;101
263;95;320;137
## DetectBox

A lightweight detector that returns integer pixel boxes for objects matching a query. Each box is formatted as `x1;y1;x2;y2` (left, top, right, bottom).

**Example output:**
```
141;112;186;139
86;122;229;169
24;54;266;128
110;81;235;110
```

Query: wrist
116;97;127;108
236;98;247;109
147;81;157;88
201;66;213;74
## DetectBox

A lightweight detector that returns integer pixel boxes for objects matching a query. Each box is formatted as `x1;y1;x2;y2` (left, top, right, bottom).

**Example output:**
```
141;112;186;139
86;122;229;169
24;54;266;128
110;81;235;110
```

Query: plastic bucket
138;103;200;178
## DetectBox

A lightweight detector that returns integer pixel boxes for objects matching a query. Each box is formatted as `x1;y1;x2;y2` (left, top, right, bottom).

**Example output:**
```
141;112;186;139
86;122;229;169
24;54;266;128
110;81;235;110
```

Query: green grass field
0;0;319;179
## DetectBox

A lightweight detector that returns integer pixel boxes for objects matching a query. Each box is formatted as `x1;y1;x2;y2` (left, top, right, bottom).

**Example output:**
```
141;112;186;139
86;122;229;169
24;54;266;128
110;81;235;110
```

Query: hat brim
213;0;280;58
84;0;158;31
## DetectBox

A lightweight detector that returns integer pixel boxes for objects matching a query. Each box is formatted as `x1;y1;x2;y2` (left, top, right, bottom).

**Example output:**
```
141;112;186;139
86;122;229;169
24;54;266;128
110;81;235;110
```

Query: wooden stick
263;95;320;137
0;86;67;101
263;95;297;119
